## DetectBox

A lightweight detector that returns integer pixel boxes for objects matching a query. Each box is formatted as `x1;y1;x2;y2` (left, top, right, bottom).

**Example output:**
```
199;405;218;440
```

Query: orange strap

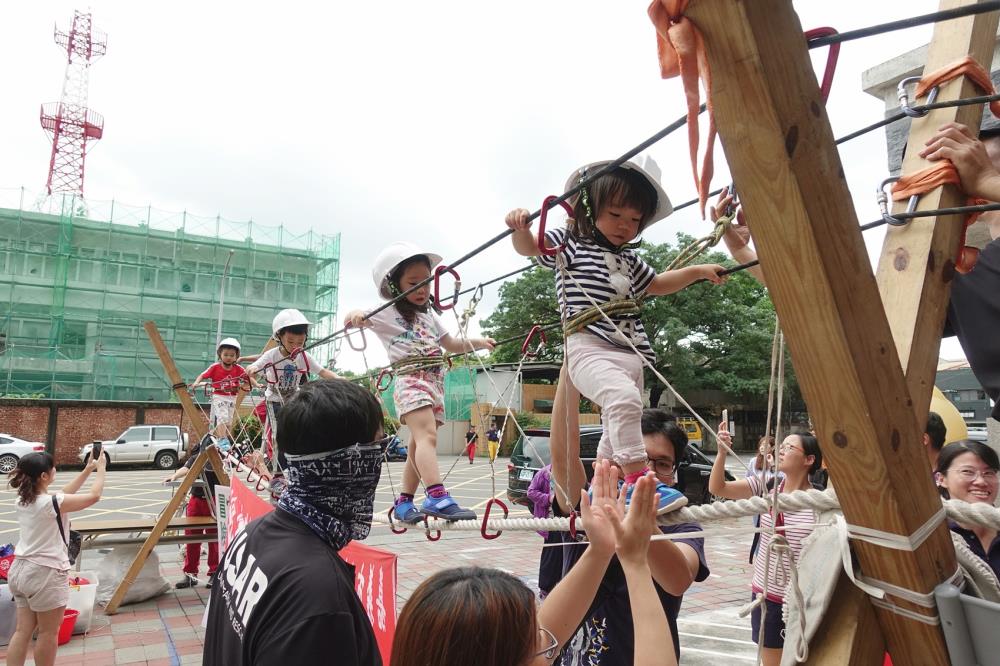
890;162;981;274
648;0;715;219
914;55;1000;118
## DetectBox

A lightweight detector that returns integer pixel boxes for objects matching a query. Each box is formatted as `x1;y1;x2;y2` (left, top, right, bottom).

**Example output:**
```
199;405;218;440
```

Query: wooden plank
807;571;886;665
105;322;231;614
875;0;1000;415
685;1;957;662
75;516;217;534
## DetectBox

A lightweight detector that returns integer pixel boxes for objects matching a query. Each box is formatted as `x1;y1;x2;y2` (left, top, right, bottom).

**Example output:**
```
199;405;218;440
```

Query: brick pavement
1;457;758;665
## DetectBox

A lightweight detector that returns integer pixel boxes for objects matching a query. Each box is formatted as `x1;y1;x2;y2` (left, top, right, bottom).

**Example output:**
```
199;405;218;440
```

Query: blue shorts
750;595;785;648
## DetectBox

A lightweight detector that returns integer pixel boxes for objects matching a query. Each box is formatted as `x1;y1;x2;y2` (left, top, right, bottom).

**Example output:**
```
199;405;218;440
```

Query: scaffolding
0;187;340;401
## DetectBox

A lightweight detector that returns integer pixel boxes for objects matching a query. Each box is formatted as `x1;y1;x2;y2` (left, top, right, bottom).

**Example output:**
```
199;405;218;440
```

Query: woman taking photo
6;451;106;666
709;430;822;666
936;440;1000;579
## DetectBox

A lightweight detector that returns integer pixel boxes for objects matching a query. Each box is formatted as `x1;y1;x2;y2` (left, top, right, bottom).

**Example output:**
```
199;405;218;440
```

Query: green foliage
383;414;400;436
232;413;262;448
0;393;47;400
480;234;799;402
514;410;546;430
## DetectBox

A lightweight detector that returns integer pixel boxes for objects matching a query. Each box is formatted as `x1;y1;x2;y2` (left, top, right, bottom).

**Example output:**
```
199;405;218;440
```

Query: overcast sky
1;1;972;371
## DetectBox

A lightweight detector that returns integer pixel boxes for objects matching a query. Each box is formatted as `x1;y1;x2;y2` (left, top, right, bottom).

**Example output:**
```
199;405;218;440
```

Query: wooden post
685;1;958;662
807;571;886;664
104;322;230;614
875;0;999;415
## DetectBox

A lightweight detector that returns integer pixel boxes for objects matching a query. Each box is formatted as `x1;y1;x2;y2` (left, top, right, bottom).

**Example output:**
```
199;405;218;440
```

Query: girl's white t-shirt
248;346;323;403
366;306;448;363
16;492;70;570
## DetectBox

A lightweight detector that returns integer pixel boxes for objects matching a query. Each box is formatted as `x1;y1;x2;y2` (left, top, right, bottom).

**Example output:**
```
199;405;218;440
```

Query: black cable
807;2;1000;48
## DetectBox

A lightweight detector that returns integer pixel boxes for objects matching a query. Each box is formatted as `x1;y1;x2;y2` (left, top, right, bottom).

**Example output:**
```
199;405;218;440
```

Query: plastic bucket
57;609;79;646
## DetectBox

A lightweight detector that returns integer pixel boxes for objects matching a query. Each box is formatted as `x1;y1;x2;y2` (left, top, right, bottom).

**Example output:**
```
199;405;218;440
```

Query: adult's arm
550;363;586;515
61;455;106;512
920;122;1000;201
708;430;753;499
648;540;702;597
715;188;767;285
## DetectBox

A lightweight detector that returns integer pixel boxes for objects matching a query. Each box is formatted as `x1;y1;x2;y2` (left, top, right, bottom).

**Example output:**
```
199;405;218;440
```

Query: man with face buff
203;379;385;666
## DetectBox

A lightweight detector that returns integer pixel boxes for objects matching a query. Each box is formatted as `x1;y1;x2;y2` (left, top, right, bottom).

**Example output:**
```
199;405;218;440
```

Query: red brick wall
0;405;49;445
0;400;207;467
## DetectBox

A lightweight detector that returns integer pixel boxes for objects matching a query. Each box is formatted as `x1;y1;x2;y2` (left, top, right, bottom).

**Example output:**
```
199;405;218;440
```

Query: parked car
967;426;988;443
507;426;735;509
79;425;189;470
385;435;408;462
0;434;47;474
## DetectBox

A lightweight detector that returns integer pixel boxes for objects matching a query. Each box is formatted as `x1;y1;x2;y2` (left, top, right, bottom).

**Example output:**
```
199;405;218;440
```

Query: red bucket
57;608;79;646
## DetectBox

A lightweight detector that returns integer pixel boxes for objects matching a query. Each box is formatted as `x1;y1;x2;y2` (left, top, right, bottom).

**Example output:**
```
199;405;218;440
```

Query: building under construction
0;189;340;401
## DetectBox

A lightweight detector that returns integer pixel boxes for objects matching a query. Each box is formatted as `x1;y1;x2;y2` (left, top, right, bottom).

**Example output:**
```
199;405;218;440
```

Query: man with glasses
203;379;385;666
549;370;710;665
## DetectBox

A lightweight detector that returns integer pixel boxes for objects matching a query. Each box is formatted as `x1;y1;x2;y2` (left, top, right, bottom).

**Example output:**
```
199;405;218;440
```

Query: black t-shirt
185;452;219;500
203;508;381;666
550;504;709;664
946;238;1000;420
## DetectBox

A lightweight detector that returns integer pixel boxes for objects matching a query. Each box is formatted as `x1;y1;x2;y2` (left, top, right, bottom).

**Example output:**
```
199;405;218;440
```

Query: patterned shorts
210;394;236;429
393;369;445;426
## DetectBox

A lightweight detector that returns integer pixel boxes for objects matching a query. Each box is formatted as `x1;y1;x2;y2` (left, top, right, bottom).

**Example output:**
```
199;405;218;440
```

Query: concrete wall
0;399;200;466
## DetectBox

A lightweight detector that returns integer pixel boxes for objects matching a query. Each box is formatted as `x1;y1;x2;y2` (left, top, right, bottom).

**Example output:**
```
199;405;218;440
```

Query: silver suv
79;425;188;470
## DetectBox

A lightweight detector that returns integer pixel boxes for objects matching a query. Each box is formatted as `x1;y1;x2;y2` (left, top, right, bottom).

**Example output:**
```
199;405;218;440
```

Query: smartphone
91;441;102;461
721;409;729;432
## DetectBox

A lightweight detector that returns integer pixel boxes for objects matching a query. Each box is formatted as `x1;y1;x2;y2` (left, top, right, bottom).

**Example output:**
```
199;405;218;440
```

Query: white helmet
217;337;241;353
564;155;673;231
372;242;443;300
272;309;311;336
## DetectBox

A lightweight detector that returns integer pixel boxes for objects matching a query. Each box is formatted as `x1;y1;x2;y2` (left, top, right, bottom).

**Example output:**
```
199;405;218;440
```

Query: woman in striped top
505;158;724;513
708;430;822;666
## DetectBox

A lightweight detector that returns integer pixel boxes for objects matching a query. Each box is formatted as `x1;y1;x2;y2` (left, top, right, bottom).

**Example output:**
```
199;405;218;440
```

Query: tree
479;234;799;403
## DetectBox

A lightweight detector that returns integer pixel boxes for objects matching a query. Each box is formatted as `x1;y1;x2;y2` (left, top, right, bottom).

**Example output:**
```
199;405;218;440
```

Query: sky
0;1;974;371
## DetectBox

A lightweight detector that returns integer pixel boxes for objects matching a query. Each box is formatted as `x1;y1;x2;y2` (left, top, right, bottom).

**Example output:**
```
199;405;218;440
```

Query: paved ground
0;456;756;664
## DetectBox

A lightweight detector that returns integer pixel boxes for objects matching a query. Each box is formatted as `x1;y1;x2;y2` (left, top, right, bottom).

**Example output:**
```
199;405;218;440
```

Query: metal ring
897;76;939;118
877;177;920;227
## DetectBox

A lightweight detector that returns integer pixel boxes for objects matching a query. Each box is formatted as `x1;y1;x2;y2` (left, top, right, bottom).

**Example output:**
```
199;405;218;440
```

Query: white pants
210;394;236;430
566;332;646;466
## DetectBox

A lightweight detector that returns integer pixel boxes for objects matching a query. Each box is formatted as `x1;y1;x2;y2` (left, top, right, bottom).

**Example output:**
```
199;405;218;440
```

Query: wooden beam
807;571;886;665
875;0;999;414
685;1;957;662
105;322;230;614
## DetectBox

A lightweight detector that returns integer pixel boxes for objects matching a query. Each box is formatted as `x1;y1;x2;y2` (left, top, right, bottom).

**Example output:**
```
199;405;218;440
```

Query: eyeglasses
952;467;999;483
534;627;559;660
779;443;803;453
647;457;677;475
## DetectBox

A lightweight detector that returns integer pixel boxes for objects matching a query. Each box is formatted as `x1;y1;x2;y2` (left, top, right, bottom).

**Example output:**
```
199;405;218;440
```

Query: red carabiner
422;516;442;542
375;368;394;393
568;511;579;541
481;498;509;540
433;265;461;312
537;196;575;256
388;506;408;535
804;28;840;104
521;325;547;358
345;326;368;352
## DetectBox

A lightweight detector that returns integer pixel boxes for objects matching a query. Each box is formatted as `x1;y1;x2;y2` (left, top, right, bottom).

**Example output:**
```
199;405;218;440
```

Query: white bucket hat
564;155;673;230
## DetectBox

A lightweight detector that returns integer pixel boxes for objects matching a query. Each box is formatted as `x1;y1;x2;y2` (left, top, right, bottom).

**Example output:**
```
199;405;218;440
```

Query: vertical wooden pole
685;1;958;662
875;0;999;414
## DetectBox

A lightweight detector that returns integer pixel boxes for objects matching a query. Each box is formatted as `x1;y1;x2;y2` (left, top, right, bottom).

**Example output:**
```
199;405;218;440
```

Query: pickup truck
79;425;188;470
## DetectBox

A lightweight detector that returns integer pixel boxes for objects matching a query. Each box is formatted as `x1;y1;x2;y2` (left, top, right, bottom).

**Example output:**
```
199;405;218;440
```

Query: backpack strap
52;495;68;546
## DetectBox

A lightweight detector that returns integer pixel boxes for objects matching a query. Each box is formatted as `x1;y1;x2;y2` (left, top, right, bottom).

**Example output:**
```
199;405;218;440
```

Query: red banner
225;477;397;662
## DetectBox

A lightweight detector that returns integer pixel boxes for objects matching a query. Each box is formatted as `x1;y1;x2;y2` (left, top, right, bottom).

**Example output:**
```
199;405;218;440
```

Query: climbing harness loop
433;264;462;312
520;324;548;358
537;196;575;257
391;354;450;375
667;211;733;272
481;498;510;540
387;507;408;535
878;177;919;227
422;515;442;542
374;368;394;393
897;76;940;118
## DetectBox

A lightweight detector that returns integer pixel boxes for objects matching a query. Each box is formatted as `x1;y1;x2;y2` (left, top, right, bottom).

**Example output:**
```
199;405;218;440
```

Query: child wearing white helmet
344;242;495;523
191;337;249;436
505;158;725;514
247;310;338;468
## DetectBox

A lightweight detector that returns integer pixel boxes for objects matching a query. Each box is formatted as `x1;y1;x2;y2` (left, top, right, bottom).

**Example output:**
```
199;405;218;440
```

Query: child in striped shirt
505;158;724;513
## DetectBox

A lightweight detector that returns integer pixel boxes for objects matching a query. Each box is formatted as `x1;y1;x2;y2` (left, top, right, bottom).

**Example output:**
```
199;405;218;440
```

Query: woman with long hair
6;451;106;666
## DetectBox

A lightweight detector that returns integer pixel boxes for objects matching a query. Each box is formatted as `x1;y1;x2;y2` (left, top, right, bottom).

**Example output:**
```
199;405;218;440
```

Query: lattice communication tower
39;10;106;197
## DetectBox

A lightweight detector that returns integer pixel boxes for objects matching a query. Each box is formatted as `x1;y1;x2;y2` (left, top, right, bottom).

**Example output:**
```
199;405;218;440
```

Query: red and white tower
39;10;106;197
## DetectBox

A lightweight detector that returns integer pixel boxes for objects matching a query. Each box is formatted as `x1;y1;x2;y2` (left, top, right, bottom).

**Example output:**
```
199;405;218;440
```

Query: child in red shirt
191;338;248;436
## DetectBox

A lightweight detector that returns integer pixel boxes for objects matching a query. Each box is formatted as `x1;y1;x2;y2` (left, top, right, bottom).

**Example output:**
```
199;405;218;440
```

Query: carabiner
877;177;919;227
433;265;461;312
521;324;547;358
537;196;575;256
344;326;368;352
804;27;840;103
480;498;509;540
568;510;580;541
897;76;939;118
388;507;408;535
422;515;442;542
375;368;394;393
